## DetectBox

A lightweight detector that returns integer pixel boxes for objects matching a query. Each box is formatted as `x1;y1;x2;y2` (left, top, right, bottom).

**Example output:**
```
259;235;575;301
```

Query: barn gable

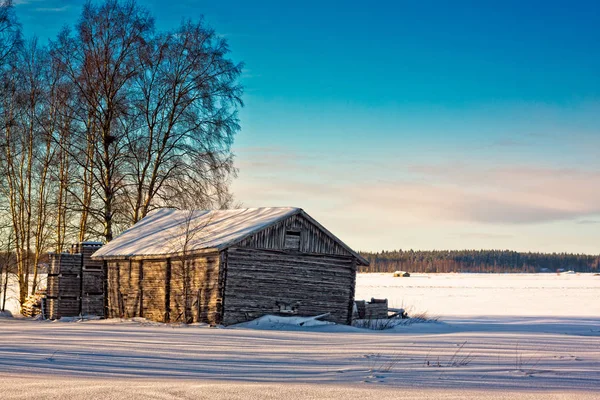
236;211;368;264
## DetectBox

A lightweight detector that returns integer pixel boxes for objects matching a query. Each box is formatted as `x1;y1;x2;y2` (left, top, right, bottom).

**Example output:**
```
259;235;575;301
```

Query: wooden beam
164;258;172;323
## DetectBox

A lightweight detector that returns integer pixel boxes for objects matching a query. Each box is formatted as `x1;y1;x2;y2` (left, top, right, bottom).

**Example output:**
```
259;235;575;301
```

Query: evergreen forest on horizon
358;249;600;273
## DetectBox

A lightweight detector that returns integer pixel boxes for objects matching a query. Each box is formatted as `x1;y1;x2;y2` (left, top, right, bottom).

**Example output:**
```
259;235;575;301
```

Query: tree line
358;250;600;273
0;0;243;307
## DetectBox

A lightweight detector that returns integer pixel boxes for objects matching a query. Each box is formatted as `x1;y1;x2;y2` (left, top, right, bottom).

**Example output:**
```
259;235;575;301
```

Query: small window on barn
284;230;301;250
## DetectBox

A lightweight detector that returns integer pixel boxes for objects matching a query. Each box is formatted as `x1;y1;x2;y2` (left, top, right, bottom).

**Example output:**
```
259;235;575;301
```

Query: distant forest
358;250;600;273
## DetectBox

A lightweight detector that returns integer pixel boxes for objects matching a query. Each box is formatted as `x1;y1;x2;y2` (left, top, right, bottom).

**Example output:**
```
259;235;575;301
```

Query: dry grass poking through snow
423;341;475;368
352;307;440;330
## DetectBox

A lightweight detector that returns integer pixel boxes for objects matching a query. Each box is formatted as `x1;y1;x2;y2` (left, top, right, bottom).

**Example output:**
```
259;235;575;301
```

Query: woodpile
354;298;389;319
47;252;81;320
77;242;105;316
21;291;46;318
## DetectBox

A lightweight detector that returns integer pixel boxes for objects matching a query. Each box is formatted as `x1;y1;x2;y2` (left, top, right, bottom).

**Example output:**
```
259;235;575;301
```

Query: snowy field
1;273;599;399
356;273;600;317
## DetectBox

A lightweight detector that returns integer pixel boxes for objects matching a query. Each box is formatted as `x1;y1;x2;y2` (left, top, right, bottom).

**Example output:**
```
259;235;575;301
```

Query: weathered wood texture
47;253;81;276
46;253;81;320
107;260;143;319
355;299;388;319
236;213;354;257
46;243;106;319
73;242;105;316
143;260;167;322
169;256;221;324
107;254;221;324
46;298;79;318
222;247;356;326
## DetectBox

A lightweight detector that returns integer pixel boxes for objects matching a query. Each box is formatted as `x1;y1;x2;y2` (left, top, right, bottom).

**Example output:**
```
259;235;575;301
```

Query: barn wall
222;247;356;326
106;254;221;324
107;260;143;319
235;213;353;257
169;254;221;324
141;260;167;322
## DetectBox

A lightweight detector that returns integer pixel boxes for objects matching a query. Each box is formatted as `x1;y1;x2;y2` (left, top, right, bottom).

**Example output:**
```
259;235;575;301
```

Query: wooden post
347;259;357;325
217;250;228;325
139;260;144;317
116;264;122;317
196;288;201;322
164;258;172;323
78;251;84;316
103;260;108;318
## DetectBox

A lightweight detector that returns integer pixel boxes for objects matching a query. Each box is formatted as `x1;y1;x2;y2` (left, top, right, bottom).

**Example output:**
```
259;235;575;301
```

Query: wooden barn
92;207;368;326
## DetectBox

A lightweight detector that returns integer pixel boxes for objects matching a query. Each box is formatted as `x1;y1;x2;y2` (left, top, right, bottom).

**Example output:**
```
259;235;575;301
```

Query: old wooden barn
92;207;368;326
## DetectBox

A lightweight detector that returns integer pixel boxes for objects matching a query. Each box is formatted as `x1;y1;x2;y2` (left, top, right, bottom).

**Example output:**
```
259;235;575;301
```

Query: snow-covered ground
1;273;599;399
356;273;600;317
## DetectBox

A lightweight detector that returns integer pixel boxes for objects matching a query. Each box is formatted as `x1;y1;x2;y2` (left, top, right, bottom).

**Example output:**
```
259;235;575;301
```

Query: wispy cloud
454;232;514;240
349;165;600;225
234;147;600;226
231;146;600;251
13;0;44;5
34;6;69;12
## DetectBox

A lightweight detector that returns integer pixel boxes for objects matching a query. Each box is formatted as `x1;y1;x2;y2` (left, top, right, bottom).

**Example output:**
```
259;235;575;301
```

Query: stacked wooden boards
73;242;104;316
46;242;105;319
47;253;81;319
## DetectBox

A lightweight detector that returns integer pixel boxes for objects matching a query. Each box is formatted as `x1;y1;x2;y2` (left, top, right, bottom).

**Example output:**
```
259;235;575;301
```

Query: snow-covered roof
92;207;300;259
91;207;367;264
92;207;367;263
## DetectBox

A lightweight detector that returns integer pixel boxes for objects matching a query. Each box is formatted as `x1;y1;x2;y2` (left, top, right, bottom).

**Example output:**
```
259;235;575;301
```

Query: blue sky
15;0;600;253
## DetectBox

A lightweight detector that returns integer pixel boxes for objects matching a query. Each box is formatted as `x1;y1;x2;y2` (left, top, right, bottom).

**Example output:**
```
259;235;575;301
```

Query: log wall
107;260;143;319
222;247;356;325
169;256;221;323
106;253;221;324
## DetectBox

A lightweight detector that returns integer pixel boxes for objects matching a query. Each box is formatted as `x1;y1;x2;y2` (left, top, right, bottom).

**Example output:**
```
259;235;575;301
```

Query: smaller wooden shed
92;207;368;325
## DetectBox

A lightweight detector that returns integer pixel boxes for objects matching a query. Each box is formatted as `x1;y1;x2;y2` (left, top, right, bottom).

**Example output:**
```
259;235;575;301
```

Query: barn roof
91;207;368;264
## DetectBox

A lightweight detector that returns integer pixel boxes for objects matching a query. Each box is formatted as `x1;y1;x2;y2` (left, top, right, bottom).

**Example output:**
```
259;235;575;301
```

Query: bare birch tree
0;40;56;303
125;20;242;222
0;226;15;312
50;0;154;242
